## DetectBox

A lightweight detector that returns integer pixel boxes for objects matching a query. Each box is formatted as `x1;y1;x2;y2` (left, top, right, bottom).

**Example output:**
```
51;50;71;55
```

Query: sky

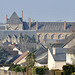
0;0;75;23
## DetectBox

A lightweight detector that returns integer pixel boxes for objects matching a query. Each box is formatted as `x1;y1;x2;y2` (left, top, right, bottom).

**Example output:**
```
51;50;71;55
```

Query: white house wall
48;49;55;70
66;54;73;64
55;61;66;70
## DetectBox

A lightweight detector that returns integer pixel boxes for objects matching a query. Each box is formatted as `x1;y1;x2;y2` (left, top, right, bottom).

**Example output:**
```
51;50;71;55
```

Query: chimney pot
29;18;31;28
36;20;38;30
64;21;66;30
6;14;8;22
22;11;23;20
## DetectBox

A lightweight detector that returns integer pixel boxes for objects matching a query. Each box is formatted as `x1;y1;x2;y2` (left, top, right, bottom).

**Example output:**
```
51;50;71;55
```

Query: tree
26;52;35;67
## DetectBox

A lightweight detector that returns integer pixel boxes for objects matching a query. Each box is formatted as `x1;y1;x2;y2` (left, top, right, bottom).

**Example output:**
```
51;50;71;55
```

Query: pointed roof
6;12;23;24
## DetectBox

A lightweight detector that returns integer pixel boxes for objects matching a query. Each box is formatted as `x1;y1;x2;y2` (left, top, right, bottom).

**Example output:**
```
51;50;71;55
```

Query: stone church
0;11;75;44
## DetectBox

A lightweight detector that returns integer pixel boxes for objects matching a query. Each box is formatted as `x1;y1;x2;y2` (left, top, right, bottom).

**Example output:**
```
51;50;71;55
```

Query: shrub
35;67;48;75
21;67;26;72
15;66;22;72
9;64;20;70
12;68;15;71
63;65;74;75
71;72;75;75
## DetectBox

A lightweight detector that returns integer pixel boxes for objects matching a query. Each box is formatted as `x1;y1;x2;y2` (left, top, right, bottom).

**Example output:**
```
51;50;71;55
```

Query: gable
6;12;22;25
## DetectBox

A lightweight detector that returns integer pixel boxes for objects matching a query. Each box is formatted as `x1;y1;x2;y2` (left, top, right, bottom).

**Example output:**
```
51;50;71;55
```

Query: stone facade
0;12;75;44
37;32;71;44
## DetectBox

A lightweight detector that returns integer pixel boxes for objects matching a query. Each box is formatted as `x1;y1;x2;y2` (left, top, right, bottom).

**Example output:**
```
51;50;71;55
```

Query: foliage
9;65;26;72
9;64;20;70
63;65;75;75
0;46;10;64
12;68;15;71
26;52;35;67
71;72;75;75
21;67;26;72
35;67;49;75
15;66;22;72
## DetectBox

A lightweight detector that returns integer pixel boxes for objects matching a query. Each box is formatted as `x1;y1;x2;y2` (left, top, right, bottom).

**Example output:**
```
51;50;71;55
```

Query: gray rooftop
66;45;75;54
51;33;75;48
49;48;66;61
6;12;23;24
29;22;75;32
34;47;48;64
0;30;36;41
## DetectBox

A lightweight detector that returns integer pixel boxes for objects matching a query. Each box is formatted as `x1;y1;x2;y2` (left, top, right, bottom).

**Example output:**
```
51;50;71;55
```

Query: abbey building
0;11;75;45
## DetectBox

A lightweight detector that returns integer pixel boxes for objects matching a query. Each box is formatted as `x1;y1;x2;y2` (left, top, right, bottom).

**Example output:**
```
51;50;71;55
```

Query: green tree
26;52;35;67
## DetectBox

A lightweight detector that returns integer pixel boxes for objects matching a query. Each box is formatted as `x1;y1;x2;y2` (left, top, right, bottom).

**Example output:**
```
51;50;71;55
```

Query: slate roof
66;45;75;54
6;12;23;24
51;33;75;48
26;22;75;32
49;48;66;61
34;47;48;64
62;33;75;47
0;30;36;41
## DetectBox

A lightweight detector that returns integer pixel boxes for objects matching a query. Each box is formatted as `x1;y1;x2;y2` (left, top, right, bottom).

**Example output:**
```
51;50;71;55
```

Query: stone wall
0;70;26;75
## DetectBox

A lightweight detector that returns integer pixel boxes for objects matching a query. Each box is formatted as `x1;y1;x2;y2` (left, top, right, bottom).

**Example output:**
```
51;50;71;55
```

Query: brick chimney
64;21;66;30
6;14;8;22
29;18;31;28
36;20;38;30
22;10;23;20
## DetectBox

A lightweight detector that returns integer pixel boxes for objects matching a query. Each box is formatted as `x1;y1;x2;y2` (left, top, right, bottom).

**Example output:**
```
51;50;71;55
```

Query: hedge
35;67;49;75
63;65;75;75
71;72;75;75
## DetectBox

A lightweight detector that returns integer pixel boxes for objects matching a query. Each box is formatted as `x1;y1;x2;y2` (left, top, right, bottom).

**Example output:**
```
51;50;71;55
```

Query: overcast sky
0;0;75;23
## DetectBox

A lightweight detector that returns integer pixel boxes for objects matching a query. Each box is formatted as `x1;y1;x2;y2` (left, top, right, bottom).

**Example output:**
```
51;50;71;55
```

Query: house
48;47;66;70
13;51;28;65
34;46;48;67
13;47;22;55
66;45;75;64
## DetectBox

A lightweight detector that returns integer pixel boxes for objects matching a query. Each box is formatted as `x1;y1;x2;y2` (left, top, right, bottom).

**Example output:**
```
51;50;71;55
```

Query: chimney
22;10;23;20
36;20;38;30
29;18;31;28
6;14;8;22
64;21;66;30
53;47;56;55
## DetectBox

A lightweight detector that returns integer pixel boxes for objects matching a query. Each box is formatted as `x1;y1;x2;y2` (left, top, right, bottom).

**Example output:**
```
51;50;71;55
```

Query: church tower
5;12;23;30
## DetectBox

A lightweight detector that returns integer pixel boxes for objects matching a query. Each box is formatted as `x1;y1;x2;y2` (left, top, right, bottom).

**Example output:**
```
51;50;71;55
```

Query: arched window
65;34;68;38
58;34;61;39
51;34;54;39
